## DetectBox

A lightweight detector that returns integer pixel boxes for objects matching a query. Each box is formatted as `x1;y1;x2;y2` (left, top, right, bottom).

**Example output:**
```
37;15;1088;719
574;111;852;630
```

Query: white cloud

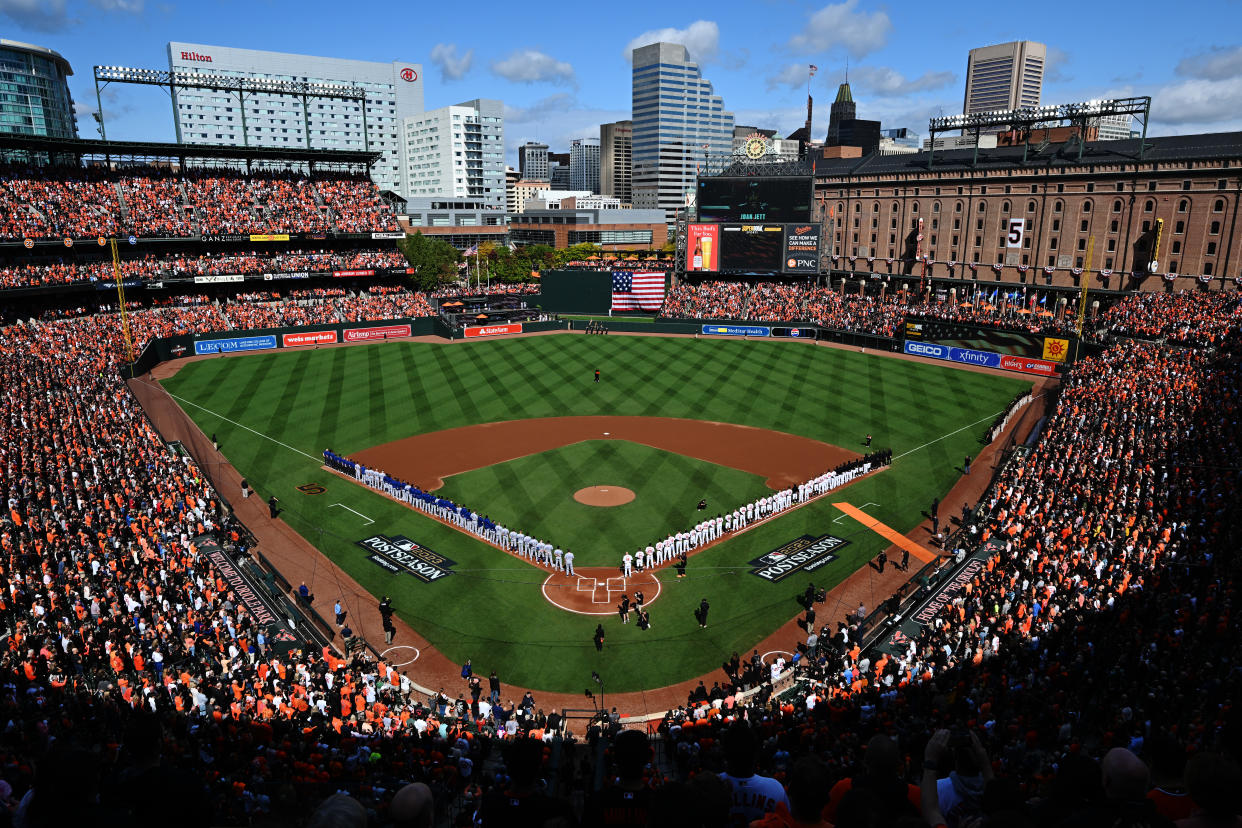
1175;45;1242;81
788;0;891;58
1152;76;1242;126
430;43;473;81
0;0;73;30
848;66;956;96
504;93;577;123
90;0;144;10
1044;46;1071;83
490;49;576;86
624;20;721;64
767;63;813;91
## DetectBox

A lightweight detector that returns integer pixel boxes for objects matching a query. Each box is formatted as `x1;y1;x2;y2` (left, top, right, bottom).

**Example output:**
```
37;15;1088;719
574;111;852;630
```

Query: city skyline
3;0;1240;166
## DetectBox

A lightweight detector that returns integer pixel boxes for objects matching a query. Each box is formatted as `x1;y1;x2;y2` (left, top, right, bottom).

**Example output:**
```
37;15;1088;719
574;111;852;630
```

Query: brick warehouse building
812;131;1242;294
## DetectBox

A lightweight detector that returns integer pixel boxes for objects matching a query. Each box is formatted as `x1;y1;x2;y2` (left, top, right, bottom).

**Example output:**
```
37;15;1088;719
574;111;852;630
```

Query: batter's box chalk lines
576;576;598;593
605;577;625;590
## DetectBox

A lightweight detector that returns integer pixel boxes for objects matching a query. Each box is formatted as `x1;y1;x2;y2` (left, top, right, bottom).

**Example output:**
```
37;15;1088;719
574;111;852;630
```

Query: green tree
555;242;601;266
398;231;461;290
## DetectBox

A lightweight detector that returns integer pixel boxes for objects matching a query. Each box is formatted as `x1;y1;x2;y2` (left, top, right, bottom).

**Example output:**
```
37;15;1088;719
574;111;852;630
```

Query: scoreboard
697;176;813;224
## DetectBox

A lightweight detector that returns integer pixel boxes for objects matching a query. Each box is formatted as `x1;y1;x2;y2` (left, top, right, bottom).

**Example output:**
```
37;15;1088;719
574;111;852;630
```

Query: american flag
611;271;665;311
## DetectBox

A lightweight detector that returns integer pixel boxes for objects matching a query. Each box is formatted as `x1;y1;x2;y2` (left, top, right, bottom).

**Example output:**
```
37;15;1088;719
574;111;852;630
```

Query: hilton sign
180;51;212;63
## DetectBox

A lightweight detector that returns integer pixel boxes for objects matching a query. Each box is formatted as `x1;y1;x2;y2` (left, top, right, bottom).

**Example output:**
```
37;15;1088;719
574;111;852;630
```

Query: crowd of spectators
1096;290;1242;346
664;279;1089;339
0;287;1240;826
662;280;751;319
0;164;399;241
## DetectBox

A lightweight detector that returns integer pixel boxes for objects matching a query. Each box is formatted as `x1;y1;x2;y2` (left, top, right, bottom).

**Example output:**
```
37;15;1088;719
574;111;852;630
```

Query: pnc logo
180;51;212;63
400;67;418;82
786;258;797;268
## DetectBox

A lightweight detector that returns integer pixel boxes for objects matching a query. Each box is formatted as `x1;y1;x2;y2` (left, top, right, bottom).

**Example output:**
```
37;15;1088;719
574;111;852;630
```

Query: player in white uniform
564;550;575;576
622;552;633;577
554;548;564;571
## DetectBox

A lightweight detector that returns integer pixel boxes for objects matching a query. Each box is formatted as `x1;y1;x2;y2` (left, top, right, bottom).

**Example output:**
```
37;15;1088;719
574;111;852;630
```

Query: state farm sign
463;323;523;338
282;330;338;347
180;51;212;63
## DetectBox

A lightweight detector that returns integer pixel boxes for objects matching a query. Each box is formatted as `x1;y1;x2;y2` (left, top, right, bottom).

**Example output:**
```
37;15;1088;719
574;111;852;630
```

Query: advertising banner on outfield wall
903;340;1000;368
193;274;244;284
463;323;523;338
343;324;411;342
781;224;821;274
333;269;375;278
772;327;817;339
702;324;770;337
282;330;339;347
194;334;277;355
999;354;1059;376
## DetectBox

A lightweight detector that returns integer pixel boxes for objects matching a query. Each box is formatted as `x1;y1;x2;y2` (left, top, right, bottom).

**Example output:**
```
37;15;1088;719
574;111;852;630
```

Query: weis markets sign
357;534;456;582
464;323;523;338
750;534;848;582
283;330;338;347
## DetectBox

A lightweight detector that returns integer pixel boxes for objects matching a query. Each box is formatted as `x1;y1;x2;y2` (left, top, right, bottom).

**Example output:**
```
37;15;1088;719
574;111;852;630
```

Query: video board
697;177;813;224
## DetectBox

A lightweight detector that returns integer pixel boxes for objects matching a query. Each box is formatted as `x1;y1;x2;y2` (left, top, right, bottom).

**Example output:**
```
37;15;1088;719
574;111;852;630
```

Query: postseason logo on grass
750;534;848;582
357;534;456;582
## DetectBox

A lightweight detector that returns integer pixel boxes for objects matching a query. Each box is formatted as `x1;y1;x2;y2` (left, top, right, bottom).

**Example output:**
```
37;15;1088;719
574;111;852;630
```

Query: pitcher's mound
574;486;635;506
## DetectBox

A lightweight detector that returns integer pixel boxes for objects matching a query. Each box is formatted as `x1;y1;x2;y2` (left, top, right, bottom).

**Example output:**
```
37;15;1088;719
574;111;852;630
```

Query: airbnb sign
180;51;212;63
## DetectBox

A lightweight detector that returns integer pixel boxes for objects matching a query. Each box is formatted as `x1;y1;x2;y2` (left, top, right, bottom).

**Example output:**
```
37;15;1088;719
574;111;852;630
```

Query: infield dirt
350;415;859;492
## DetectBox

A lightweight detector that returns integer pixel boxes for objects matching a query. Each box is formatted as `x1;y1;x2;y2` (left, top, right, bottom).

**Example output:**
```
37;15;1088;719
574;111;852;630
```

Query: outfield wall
123;310;1067;382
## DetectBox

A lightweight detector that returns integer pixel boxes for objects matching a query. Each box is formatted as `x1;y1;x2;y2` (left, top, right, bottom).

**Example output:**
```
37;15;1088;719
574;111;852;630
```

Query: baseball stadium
1;112;1241;826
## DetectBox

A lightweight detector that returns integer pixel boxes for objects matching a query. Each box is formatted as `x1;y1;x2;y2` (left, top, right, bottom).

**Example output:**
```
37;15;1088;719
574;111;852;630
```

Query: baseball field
159;333;1028;693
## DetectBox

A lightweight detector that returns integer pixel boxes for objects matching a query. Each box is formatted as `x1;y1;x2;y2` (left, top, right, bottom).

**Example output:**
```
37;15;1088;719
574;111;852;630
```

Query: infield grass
436;440;772;563
161;334;1030;696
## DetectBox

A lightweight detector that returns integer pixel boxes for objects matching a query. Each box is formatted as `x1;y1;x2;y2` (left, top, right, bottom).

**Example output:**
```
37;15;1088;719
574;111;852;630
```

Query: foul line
147;381;321;462
330;503;374;525
892;408;1005;462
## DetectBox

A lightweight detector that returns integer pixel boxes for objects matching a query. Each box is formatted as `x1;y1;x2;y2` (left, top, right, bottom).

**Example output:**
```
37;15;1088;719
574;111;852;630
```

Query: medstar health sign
750;534;848;581
357;534;456;582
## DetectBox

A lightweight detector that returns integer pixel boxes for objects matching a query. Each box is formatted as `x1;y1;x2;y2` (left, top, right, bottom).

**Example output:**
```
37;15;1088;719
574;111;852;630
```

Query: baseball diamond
160;334;1029;693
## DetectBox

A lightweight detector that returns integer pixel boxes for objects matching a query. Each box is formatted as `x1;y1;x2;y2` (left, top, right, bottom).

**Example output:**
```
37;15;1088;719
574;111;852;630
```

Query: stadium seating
1;162;1240;824
0;164;399;240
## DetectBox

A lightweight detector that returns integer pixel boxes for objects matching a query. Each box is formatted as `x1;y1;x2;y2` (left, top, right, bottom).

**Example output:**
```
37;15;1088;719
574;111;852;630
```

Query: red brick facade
814;139;1242;292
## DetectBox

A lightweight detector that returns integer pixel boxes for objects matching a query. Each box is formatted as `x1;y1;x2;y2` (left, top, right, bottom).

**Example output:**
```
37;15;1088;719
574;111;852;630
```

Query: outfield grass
161;335;1029;694
436;440;772;564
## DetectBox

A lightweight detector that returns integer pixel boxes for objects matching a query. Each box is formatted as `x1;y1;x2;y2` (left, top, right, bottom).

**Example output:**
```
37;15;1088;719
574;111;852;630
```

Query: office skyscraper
518;141;549;181
826;81;855;145
600;120;633;205
0;40;77;139
570;137;600;193
963;40;1045;117
631;42;734;220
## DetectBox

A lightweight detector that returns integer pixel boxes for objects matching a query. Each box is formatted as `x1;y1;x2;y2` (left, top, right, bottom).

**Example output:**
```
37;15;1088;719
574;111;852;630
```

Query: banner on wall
686;224;720;272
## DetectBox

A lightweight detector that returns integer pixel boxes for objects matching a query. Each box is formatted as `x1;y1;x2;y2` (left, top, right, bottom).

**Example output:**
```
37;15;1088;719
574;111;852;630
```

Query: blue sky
4;0;1241;164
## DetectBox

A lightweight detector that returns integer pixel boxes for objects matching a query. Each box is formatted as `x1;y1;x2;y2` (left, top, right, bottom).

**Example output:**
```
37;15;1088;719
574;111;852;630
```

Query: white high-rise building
631;42;734;221
570;137;600;193
167;42;423;196
403;99;505;209
1094;113;1134;141
963;41;1045;119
